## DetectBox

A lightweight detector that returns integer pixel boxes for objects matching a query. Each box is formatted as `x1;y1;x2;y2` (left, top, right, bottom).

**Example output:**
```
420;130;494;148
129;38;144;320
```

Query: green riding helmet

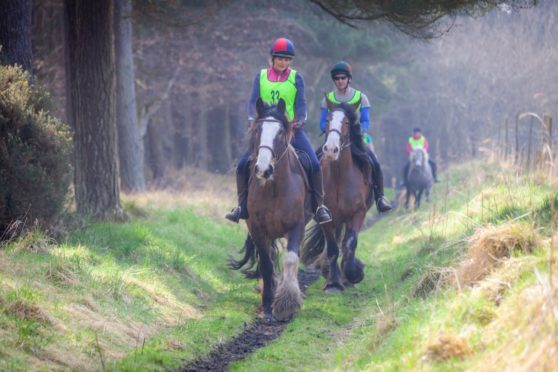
330;61;352;79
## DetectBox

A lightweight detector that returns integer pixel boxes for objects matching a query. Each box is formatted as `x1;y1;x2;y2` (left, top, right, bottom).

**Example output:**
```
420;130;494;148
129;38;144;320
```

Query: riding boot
310;169;333;224
225;171;249;223
372;165;393;213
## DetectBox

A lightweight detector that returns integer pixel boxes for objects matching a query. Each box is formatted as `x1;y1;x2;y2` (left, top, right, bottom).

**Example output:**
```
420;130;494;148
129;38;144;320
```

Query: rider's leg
292;128;332;224
367;148;393;213
225;149;250;222
429;159;439;182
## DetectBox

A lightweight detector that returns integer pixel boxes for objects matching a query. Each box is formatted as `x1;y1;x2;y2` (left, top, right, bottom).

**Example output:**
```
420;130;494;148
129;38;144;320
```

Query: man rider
319;61;393;213
226;38;333;224
404;127;439;184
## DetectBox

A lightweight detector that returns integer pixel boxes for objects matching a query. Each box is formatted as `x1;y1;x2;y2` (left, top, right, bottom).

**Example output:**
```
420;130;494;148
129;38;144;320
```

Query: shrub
0;65;72;238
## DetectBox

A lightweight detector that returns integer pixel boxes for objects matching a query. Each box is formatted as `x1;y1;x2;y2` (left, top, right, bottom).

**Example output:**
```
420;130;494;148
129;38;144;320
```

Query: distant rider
404;127;439;184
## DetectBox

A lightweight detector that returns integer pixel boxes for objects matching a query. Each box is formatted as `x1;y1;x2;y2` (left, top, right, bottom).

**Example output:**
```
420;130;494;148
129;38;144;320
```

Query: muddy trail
180;204;393;371
180;269;321;372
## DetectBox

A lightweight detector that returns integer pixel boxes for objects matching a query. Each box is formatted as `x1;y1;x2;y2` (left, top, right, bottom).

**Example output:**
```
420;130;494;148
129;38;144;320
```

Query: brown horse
301;100;370;291
229;98;312;321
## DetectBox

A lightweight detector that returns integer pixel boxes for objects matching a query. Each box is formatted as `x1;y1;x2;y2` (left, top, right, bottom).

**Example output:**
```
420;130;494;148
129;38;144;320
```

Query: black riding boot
225;171;249;223
429;160;439;182
368;149;392;213
372;166;392;213
310;169;333;224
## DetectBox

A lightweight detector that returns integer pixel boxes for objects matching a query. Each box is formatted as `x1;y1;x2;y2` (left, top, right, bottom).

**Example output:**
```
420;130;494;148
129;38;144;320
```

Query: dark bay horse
301;101;370;291
229;98;312;321
405;148;433;209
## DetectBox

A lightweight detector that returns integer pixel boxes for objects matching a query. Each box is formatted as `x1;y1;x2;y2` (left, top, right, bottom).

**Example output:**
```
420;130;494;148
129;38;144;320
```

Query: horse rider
226;38;333;224
319;61;392;213
404;127;439;184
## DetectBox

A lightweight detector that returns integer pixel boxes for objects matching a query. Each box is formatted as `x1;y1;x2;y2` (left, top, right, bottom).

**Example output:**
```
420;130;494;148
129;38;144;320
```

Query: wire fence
494;113;555;176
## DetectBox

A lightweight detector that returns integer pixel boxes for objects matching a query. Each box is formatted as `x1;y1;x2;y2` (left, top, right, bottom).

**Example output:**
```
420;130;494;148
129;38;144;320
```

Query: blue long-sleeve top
320;106;370;133
247;69;307;123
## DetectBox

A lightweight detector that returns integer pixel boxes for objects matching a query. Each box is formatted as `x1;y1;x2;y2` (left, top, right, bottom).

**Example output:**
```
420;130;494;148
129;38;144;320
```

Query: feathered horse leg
273;222;304;321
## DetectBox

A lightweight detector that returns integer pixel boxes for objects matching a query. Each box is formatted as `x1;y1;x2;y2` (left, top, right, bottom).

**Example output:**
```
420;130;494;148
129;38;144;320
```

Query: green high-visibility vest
259;69;297;121
408;136;425;149
327;89;362;109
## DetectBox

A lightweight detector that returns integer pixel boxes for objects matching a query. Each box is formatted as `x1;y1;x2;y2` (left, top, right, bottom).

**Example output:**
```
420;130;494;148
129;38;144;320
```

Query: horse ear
324;93;333;111
256;98;265;117
277;98;286;115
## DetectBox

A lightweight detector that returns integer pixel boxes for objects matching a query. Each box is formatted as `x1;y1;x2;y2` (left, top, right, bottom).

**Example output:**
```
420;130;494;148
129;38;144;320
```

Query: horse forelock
256;105;290;132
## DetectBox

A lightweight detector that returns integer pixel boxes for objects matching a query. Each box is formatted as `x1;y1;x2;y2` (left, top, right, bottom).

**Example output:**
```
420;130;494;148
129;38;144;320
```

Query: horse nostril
255;164;260;173
333;147;339;154
323;145;328;152
263;166;273;179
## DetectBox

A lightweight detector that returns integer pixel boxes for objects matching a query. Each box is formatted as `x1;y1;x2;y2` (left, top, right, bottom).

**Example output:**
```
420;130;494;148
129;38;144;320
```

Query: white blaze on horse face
255;119;281;177
323;111;344;160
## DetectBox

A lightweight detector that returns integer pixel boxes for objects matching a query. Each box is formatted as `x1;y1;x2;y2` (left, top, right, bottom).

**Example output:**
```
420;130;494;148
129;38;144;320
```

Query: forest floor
0;161;557;371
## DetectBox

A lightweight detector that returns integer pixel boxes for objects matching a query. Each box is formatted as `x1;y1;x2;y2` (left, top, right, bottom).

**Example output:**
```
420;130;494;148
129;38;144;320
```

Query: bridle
255;118;291;165
325;109;352;151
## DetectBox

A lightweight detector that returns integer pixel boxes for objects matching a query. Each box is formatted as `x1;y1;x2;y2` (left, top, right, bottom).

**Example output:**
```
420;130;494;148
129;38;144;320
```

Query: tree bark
65;0;123;219
0;0;32;73
115;0;145;192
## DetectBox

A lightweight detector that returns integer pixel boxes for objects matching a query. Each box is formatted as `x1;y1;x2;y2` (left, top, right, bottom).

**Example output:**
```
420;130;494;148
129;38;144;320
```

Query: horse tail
301;222;325;266
228;235;260;279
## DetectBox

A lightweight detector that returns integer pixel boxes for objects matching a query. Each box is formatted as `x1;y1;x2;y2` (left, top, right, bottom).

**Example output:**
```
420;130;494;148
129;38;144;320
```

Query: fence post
514;114;519;165
504;118;509;161
544;114;553;152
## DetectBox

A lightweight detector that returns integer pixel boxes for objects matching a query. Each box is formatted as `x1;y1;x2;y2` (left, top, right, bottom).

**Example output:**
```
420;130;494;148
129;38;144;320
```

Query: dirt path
180;269;321;372
180;203;394;371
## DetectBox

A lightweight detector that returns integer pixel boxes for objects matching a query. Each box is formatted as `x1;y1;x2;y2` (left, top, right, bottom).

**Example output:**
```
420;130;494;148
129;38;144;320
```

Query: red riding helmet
270;38;295;58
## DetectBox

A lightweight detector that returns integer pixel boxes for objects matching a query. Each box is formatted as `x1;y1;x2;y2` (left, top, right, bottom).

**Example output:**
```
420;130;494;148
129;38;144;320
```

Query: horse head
409;148;427;170
322;97;360;161
251;98;291;181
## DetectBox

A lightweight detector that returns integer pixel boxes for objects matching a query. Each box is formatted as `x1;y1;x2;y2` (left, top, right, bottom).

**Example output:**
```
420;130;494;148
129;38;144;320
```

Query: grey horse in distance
404;148;433;209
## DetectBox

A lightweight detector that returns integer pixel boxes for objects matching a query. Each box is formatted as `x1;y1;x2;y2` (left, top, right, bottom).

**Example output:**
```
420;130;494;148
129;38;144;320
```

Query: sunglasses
333;76;348;81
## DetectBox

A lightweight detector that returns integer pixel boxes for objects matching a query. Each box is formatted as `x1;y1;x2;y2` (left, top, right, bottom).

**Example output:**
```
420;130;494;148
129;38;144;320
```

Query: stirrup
315;205;332;224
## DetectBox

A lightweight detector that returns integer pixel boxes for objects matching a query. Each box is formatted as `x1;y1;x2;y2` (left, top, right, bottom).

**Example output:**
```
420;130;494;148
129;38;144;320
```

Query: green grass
1;161;556;370
0;207;256;371
229;162;557;371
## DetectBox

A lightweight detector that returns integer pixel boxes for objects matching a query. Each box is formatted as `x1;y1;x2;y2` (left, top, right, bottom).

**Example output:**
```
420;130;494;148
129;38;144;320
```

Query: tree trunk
115;0;145;192
65;0;123;219
0;0;32;73
146;117;165;183
197;94;209;169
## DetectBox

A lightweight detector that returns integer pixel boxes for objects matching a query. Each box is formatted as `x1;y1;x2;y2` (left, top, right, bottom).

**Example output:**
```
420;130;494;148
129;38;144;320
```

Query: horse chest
248;179;305;236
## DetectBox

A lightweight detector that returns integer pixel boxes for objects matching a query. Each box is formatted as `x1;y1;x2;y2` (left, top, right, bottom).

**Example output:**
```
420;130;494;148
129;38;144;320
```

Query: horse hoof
346;271;364;284
323;282;344;292
263;312;277;323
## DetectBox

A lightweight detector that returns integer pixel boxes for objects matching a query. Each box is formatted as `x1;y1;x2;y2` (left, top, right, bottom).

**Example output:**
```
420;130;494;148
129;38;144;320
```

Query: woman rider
226;38;333;224
319;61;392;213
